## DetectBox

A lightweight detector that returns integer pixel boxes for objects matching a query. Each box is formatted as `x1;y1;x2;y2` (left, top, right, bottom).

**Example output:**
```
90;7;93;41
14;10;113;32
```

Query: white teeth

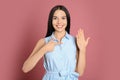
57;25;63;28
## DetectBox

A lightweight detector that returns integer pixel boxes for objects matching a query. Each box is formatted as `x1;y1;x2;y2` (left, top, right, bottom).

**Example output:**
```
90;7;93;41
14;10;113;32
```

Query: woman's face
52;10;67;32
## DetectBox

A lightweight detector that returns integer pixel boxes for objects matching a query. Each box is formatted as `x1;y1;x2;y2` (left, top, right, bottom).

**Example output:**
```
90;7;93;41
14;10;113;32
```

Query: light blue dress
42;32;80;80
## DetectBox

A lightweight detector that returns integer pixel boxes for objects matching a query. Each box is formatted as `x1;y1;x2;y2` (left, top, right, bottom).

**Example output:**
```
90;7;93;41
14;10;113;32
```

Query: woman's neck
54;31;66;41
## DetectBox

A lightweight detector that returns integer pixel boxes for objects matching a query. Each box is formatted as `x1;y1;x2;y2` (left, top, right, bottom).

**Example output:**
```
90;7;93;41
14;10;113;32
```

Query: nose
57;18;62;24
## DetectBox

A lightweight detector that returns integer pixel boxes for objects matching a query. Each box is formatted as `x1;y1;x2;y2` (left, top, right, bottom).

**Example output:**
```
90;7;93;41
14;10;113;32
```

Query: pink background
0;0;120;80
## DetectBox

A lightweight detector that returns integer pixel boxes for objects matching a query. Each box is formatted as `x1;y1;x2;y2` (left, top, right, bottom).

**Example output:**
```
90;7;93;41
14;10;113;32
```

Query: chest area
45;40;77;60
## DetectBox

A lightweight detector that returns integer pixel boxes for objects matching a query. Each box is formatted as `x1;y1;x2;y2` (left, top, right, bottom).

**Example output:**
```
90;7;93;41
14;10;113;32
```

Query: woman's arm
75;28;90;76
22;38;61;73
76;48;86;76
22;38;46;73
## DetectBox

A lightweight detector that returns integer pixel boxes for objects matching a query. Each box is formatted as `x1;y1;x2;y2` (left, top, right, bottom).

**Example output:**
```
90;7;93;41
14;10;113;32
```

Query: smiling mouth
56;25;63;28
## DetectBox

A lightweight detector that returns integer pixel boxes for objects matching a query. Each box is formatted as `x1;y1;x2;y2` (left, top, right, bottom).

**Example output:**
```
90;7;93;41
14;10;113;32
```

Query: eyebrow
53;16;66;17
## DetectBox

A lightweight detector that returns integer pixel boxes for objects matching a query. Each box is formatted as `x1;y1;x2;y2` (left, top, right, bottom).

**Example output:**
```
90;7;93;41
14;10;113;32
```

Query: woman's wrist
78;47;86;54
78;47;86;51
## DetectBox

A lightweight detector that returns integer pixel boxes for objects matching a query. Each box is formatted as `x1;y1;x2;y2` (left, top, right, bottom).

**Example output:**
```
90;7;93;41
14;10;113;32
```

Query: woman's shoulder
37;36;51;44
37;35;51;42
37;38;46;45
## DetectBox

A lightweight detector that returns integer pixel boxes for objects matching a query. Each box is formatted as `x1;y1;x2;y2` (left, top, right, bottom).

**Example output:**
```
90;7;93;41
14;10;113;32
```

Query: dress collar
51;31;70;41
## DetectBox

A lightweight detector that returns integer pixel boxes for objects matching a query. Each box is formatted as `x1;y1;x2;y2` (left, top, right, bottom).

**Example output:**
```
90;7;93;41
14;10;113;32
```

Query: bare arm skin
76;48;86;76
22;38;46;73
75;28;90;76
22;38;60;73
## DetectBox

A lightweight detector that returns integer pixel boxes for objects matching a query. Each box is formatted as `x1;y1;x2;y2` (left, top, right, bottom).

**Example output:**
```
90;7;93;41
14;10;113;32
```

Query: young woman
22;5;90;80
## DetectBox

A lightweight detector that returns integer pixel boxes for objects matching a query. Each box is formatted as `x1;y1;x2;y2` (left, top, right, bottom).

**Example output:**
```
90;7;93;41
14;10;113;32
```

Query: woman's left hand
76;28;90;50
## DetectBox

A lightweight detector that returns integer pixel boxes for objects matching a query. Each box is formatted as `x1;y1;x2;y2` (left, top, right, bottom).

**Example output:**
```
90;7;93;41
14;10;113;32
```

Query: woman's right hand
44;39;61;52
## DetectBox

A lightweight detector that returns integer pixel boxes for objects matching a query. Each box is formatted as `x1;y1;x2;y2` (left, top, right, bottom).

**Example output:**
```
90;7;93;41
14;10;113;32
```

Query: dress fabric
42;32;80;80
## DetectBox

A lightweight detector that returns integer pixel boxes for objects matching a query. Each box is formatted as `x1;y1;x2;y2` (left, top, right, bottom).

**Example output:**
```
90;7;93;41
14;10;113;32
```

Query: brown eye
53;17;57;20
62;17;66;20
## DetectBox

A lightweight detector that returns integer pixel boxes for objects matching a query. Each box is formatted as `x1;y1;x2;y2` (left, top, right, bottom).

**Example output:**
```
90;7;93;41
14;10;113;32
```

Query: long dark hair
45;5;71;37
